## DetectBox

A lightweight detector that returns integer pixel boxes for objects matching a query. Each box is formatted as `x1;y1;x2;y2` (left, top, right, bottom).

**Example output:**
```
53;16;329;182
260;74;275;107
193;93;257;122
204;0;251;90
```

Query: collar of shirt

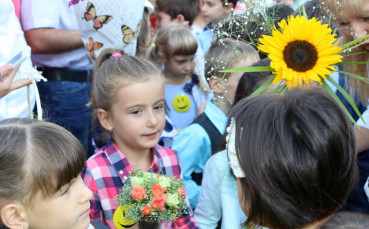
103;139;160;182
204;98;228;134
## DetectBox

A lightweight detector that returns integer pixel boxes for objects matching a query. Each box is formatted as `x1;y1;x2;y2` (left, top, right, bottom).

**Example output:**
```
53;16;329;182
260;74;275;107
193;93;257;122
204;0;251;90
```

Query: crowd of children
2;0;369;229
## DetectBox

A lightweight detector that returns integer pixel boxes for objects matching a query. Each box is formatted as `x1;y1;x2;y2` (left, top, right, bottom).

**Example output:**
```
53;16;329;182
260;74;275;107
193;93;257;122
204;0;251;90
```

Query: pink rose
130;186;146;201
141;205;152;215
151;195;166;211
152;184;167;197
178;187;185;196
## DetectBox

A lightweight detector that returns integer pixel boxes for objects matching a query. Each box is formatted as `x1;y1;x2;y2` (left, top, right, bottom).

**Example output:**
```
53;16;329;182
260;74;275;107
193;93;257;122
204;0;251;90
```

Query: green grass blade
326;77;364;124
321;80;358;125
250;78;274;96
336;69;369;83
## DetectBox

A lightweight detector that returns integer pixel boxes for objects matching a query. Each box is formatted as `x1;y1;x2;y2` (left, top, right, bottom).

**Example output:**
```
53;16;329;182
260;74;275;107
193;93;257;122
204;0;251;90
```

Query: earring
24;225;29;229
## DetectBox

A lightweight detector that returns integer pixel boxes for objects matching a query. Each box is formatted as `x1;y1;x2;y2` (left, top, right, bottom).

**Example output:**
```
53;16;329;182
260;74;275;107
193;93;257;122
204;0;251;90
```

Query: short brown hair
0;118;85;203
156;0;198;25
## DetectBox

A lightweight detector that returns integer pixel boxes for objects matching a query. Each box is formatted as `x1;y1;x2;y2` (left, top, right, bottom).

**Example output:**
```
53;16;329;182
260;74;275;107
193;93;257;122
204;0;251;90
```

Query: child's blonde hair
322;0;369;105
0;118;85;204
146;22;198;67
91;48;164;144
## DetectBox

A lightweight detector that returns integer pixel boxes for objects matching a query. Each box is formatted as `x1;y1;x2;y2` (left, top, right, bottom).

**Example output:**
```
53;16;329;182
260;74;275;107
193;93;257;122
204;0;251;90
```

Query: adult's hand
0;64;32;98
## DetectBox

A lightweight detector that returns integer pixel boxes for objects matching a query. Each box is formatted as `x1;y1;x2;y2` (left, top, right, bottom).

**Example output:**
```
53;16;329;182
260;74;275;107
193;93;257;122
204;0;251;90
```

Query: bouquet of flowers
115;169;188;225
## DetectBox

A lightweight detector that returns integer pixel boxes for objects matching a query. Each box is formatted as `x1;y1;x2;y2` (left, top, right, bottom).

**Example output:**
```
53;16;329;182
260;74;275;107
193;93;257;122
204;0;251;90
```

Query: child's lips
143;132;158;138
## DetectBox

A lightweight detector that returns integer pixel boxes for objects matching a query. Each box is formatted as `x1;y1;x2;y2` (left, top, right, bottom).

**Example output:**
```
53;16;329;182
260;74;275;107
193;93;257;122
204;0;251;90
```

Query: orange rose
130;186;146;201
178;187;185;196
152;184;167;197
151;195;166;211
140;205;152;215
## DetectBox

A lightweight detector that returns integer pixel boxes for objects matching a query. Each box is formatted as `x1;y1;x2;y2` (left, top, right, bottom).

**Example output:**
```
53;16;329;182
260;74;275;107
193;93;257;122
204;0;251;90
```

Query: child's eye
154;104;164;110
339;21;349;26
61;187;70;196
364;17;369;21
131;110;142;115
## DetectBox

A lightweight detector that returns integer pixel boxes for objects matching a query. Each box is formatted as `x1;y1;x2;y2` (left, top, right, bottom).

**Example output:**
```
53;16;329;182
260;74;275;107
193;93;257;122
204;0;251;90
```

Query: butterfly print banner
72;0;145;60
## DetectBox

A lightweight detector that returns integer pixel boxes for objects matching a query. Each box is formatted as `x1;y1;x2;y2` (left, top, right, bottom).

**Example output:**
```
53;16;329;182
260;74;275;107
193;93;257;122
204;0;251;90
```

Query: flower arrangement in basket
115;169;188;226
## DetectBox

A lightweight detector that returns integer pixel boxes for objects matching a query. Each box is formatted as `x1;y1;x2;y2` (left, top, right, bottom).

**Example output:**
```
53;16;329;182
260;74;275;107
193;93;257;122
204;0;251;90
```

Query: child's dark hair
233;58;271;104
91;48;164;144
229;88;358;229
156;0;198;25
146;22;198;68
205;38;259;84
0;118;85;203
321;212;369;229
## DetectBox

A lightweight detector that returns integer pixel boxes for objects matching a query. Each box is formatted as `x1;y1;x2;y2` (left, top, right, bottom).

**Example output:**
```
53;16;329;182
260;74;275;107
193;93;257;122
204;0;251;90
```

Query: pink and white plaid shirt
82;139;198;229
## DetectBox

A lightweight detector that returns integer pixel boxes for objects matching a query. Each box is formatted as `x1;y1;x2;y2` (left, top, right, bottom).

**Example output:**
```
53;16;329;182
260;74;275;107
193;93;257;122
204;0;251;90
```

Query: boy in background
155;0;207;85
199;0;238;53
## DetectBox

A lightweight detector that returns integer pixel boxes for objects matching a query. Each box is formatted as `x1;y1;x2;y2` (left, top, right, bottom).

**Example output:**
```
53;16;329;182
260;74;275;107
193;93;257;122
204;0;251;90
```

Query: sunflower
258;15;342;88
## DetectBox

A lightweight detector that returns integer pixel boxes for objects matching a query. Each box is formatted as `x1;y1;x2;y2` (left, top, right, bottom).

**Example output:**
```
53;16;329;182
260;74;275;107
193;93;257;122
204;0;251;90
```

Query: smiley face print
173;94;191;112
113;206;136;229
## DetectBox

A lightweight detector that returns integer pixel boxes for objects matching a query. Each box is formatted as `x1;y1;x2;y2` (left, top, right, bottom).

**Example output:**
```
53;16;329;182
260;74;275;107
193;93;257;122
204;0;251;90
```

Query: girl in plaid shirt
83;49;197;229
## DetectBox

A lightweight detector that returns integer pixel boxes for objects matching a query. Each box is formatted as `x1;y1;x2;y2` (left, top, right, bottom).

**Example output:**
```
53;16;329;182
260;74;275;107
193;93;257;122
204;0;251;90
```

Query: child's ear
209;76;224;94
174;14;190;25
1;203;29;229
157;53;167;64
97;108;113;132
224;2;234;14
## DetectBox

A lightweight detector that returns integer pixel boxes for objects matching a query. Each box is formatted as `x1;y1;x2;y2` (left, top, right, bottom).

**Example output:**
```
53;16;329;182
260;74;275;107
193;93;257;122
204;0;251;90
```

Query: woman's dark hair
229;88;358;229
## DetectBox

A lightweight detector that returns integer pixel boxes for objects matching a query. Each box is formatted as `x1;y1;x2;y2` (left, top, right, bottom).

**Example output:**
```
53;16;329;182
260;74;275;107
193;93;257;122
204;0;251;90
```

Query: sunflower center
283;40;318;72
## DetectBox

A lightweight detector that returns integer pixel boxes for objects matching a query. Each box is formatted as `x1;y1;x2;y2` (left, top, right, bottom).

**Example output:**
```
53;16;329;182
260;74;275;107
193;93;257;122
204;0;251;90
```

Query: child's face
338;0;369;50
225;57;259;103
163;54;195;78
155;10;173;29
107;78;166;153
201;0;228;25
25;176;92;229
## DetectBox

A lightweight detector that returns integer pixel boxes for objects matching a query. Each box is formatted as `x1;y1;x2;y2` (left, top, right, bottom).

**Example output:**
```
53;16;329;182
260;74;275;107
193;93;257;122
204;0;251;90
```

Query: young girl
171;38;259;208
0;118;93;229
229;88;358;229
322;0;369;213
194;58;272;229
147;22;212;132
83;48;197;228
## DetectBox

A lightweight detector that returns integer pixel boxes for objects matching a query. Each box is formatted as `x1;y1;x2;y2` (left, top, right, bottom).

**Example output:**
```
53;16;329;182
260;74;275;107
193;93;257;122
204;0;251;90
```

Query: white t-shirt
20;0;92;69
0;0;35;120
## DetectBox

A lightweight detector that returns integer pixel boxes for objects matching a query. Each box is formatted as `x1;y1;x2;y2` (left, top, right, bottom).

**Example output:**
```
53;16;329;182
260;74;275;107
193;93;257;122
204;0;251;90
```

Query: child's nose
352;23;368;40
146;111;158;126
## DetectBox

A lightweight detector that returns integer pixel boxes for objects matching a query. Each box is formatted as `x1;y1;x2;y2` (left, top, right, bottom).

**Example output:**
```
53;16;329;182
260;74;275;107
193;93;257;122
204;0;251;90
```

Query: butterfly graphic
121;20;141;44
86;37;103;60
83;2;113;30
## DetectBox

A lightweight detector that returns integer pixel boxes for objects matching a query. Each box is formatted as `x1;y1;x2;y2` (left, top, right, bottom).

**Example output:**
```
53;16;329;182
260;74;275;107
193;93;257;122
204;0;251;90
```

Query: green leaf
336;61;369;65
250;78;274;96
326;77;364;124
220;66;273;73
336;69;369;83
341;34;369;49
302;6;308;20
321;80;358;125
